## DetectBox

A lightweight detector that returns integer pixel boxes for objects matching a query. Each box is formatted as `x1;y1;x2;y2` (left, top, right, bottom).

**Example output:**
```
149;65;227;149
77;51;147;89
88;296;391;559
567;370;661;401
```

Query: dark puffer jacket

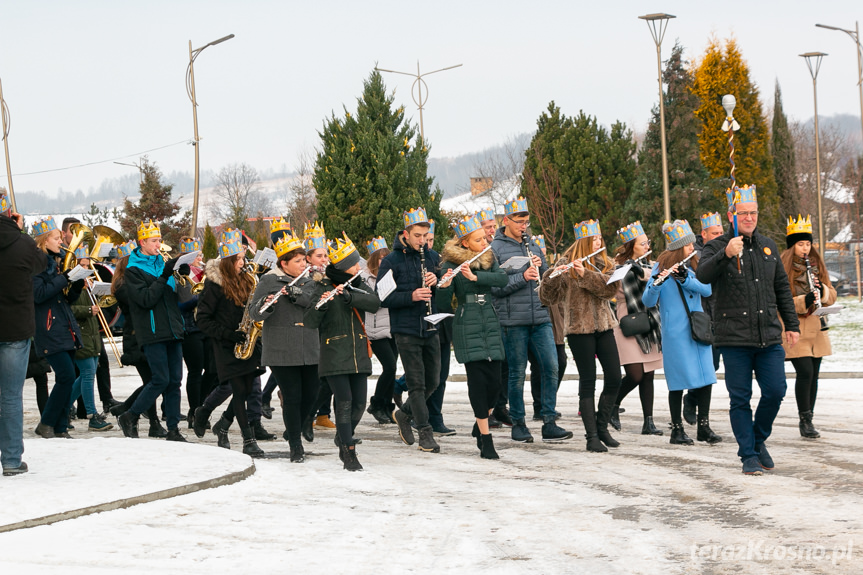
124;248;184;347
32;252;83;356
0;215;44;342
490;227;550;327
693;235;717;319
71;288;102;359
696;227;799;347
196;259;264;382
436;239;508;364
377;232;440;338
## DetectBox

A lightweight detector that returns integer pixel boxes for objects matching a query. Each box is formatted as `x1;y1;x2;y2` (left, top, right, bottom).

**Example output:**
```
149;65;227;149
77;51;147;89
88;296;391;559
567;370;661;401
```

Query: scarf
618;262;661;354
791;257;813;298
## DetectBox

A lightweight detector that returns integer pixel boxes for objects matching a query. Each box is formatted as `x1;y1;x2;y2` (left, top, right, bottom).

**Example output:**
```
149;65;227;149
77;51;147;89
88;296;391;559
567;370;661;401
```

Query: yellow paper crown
270;217;292;235
786;214;812;236
327;232;357;264
274;232;305;258
137;219;161;241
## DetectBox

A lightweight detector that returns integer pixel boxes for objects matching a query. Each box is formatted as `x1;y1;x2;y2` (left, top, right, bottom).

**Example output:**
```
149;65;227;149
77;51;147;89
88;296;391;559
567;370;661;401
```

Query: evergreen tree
691;37;781;239
771;81;800;219
119;158;191;249
628;42;720;238
202;223;218;261
313;70;442;250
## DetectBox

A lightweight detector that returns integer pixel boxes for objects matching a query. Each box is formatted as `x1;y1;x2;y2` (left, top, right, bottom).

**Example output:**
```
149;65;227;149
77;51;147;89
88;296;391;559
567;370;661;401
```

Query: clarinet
419;245;437;331
803;255;829;331
653;251;697;286
522;233;541;292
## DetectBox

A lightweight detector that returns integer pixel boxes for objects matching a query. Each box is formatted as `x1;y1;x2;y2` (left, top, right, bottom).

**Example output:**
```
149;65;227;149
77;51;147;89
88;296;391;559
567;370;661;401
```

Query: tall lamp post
187;34;234;236
800;52;828;253
816;22;863;300
374;61;462;144
639;12;676;223
0;77;16;212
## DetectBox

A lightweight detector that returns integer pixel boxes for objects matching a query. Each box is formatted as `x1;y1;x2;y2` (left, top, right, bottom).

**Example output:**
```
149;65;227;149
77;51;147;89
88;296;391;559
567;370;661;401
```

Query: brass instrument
190;277;206;295
234;270;263;360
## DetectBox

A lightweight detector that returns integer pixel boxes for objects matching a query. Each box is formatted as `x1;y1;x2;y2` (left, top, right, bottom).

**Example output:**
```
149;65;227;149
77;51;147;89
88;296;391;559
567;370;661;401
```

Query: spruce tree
771;81;800;219
119;158;191;249
202;223;218;261
313;70;442;251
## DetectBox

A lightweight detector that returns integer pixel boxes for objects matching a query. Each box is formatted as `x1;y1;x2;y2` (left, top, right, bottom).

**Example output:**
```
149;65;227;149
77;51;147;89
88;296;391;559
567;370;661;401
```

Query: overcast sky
1;0;861;200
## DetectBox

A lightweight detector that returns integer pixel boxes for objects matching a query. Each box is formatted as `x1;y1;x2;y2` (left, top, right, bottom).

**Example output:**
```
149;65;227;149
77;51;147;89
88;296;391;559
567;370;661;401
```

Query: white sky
1;0;861;198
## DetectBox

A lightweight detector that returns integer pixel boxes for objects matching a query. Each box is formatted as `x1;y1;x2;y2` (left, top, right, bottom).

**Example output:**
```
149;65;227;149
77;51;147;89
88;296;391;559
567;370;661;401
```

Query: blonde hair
562;236;613;275
35;229;61;254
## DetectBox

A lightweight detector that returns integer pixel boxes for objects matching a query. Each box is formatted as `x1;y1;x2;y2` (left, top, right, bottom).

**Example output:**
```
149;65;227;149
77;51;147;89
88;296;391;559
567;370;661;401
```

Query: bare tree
522;148;566;258
471;134;530;213
208;163;269;229
286;150;318;229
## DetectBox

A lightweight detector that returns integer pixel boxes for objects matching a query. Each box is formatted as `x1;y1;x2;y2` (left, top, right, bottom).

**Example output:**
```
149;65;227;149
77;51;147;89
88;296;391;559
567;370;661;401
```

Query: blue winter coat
377;233;440;339
643;265;716;391
490;227;550;327
32;252;83;357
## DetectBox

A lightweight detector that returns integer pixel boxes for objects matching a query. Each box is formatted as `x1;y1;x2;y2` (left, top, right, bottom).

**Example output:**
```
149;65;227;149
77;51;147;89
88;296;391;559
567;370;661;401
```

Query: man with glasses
490;197;571;443
696;186;799;475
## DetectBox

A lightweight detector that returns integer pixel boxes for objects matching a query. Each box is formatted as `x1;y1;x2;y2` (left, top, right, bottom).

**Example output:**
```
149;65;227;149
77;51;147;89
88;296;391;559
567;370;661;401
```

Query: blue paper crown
303;221;327;251
453;215;482;239
31;216;58;237
726;184;757;210
0;193;9;213
574;219;601;240
73;243;89;259
366;236;388;254
700;212;722;230
403;207;429;228
533;235;546;249
617;221;644;244
428;220;435;234
476;208;495;223
218;228;244;259
663;220;694;246
116;240;137;259
504;196;529;217
180;237;201;254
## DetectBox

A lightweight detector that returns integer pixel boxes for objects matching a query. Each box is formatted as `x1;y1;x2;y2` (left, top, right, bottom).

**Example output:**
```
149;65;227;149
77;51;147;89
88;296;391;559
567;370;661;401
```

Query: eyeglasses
737;210;758;218
638;240;651;247
510;219;530;227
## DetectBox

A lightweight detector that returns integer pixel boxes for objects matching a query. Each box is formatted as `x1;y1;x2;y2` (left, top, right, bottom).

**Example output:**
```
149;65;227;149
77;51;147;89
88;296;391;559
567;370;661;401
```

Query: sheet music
67;265;95;282
376;269;396;301
814;304;843;316
252;247;278;270
96;242;114;258
174;251;201;270
607;264;631;284
424;313;454;325
501;256;531;270
89;281;113;296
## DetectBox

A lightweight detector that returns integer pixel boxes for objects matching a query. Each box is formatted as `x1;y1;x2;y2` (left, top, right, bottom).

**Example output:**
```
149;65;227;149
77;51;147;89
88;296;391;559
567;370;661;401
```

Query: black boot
471;422;482;449
596;393;620;448
109;401;129;417
341;444;363;471
510;417;533;443
394;409;415;446
492;406;513;427
366;397;392;425
289;439;305;463
541;416;573;441
610;404;621;431
102;398;122;415
193;406;212;439
682;392;697;425
148;417;168;438
212;415;231;449
696;417;723;444
261;399;273;420
579;398;607;453
241;426;265;458
166;428;188;442
301;416;315;442
641;416;663;436
799;411;820;438
480;434;499;460
253;420;275;441
117;411;139;439
417;426;440;453
669;422;694;445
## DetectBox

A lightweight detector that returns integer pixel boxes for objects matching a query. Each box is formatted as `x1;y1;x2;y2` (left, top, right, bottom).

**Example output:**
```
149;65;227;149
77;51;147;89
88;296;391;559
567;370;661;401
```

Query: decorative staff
721;94;742;273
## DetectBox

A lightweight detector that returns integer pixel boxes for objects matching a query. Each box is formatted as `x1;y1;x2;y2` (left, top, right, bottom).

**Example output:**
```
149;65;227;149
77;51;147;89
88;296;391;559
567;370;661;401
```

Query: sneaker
755;443;774;470
88;413;114;432
432;424;457;436
314;415;336;429
394;409;415;446
742;457;763;475
511;419;534;443
541;421;573;441
2;462;28;477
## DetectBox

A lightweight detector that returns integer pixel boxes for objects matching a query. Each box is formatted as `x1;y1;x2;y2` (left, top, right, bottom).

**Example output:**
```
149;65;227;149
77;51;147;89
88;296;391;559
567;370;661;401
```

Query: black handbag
619;311;651;337
675;281;714;345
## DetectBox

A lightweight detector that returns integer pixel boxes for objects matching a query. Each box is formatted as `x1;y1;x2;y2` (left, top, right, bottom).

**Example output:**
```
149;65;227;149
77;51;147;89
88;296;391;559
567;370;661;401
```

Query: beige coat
781;284;836;359
540;264;618;336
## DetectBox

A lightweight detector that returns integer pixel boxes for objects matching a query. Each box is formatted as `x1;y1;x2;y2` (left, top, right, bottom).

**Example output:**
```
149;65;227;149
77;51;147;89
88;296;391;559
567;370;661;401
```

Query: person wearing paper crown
476;207;498;244
607;221;664;437
779;215;836;440
437;214;508;459
541;219;616;451
304;231;380;470
269;217;292;246
377;206;446;453
247;230;321;463
29;216;86;439
492;197;572;443
697;185;800;476
115;220;189;442
643;220;721;447
0;192;45;472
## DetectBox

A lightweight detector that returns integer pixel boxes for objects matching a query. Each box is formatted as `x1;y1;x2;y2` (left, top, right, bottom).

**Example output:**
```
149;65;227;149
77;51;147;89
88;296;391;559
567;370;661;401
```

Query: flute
437;246;493;287
258;267;310;314
652;251;697;286
314;270;363;310
635;250;652;264
548;247;607;279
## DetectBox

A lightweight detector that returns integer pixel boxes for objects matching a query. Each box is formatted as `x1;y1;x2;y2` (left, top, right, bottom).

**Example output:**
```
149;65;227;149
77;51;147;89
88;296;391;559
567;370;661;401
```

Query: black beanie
786;232;813;249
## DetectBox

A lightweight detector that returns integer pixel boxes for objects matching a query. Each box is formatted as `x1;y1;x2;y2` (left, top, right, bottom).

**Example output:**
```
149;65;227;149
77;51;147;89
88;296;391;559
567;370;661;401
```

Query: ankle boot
301;416;315;442
212;415;231;449
669;422;694;445
417;426;441;453
289;439;305;463
193;406;213;438
480;434;499;460
148;417;168;438
641;416;663;436
241;426;265;458
610;404;621;431
341;444;363;471
798;411;820;438
596;393;620;448
510;418;533;443
682;392;697;425
117;411;139;439
472;422;482;449
579;398;607;453
252;420;275;441
696;417;723;444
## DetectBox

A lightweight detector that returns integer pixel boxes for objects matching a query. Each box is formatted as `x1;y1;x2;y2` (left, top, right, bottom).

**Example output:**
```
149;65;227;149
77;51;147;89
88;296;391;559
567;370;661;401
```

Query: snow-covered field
1;297;861;574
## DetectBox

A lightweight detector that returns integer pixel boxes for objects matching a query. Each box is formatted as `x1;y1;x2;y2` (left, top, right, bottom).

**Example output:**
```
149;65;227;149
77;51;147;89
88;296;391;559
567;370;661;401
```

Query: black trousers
96;345;113;403
790;356;822;413
567;330;622;400
370;337;398;407
465;360;502;419
394;333;440;429
325;373;368;446
182;331;206;415
222;373;256;430
271;365;321;444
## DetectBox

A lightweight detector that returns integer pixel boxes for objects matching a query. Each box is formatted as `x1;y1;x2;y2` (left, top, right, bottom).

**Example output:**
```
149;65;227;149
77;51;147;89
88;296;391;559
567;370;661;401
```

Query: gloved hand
70;279;86;292
161;257;180;279
289;286;304;299
177;263;191;277
227;330;246;344
62;270;72;283
804;292;816;308
672;265;688;281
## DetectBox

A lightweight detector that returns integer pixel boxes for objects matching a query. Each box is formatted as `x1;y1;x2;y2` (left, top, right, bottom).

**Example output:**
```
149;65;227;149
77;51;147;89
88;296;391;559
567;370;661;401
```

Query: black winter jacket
123;248;184;347
0;215;45;342
377;233;440;338
696;227;799;347
693;235;718;320
114;281;146;367
32;252;83;357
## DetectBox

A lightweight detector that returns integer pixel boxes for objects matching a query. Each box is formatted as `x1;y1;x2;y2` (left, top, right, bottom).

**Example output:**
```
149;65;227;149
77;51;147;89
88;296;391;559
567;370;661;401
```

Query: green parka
71;288;102;360
436;238;508;364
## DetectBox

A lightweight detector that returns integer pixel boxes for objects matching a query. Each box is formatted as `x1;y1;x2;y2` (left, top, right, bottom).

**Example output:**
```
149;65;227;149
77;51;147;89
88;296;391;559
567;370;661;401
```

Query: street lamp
639;12;676;222
816;22;863;300
187;33;234;236
0;77;16;212
374;61;462;144
800;51;828;252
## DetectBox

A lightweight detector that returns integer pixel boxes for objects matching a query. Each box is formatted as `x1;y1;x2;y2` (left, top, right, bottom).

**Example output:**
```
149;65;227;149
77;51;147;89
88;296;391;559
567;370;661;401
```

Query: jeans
70;355;99;415
132;341;183;431
394;333;440;429
0;339;30;469
719;344;787;461
43;350;77;434
501;323;558;421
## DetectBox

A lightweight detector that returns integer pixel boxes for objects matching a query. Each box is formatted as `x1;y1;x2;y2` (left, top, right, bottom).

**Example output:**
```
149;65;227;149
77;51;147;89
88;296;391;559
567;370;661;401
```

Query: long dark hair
656;246;698;272
219;255;253;307
614;239;636;265
367;248;390;276
781;244;830;287
111;257;129;295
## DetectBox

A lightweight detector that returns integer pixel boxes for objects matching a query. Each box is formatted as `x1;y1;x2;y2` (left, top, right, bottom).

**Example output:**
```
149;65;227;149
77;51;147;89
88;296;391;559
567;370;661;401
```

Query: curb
0;460;256;534
439;372;863;383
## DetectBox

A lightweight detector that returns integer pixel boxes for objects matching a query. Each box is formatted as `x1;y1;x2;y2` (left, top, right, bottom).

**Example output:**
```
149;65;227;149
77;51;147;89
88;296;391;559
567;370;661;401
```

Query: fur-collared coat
436;239;508;364
539;256;618;336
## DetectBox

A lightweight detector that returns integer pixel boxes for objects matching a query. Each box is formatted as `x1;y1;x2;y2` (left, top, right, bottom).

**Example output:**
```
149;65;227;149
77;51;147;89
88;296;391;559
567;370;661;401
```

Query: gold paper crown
786;214;812;236
270;217;292;235
327;232;357;264
137;219;161;241
304;221;326;239
274;232;305;258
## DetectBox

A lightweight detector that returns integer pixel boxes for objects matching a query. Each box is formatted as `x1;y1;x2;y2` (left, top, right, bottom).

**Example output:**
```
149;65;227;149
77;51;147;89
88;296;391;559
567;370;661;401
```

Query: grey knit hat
662;219;696;251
